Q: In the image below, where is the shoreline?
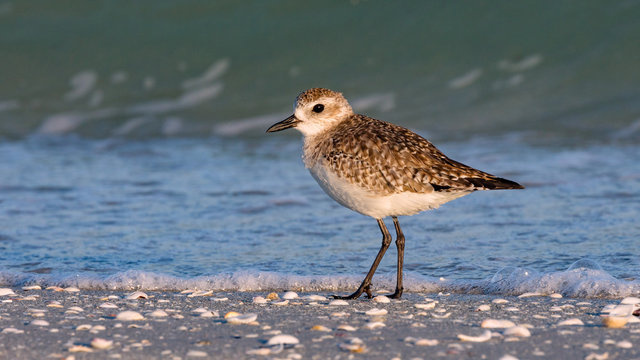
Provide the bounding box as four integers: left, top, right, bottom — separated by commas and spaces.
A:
0, 288, 638, 359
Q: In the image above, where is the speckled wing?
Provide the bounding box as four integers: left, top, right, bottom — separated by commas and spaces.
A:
316, 115, 523, 195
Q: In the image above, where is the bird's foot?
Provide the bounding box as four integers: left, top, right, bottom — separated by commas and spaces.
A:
383, 288, 403, 299
332, 284, 372, 300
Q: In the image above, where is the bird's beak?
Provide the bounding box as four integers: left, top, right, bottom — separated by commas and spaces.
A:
266, 114, 300, 133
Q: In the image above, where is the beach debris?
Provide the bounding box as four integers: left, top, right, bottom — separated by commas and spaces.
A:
0, 288, 15, 296
457, 330, 492, 342
481, 319, 516, 329
415, 302, 436, 310
126, 291, 148, 300
504, 326, 531, 337
337, 324, 357, 331
186, 350, 208, 357
252, 296, 268, 304
365, 308, 387, 316
148, 309, 168, 318
30, 319, 49, 326
115, 311, 144, 321
226, 313, 258, 325
22, 285, 42, 291
266, 292, 279, 300
364, 321, 386, 330
187, 290, 213, 297
601, 316, 628, 328
557, 318, 584, 326
267, 334, 299, 347
282, 291, 299, 300
373, 295, 391, 303
404, 337, 438, 346
90, 338, 113, 349
329, 299, 349, 306
339, 337, 366, 353
476, 304, 491, 312
492, 298, 509, 304
311, 325, 331, 332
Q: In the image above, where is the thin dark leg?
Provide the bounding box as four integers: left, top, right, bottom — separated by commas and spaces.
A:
388, 216, 405, 299
334, 219, 392, 300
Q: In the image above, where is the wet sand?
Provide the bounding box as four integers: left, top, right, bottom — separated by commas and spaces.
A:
0, 287, 638, 359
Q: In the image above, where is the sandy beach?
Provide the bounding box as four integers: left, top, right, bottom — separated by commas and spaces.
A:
0, 287, 638, 359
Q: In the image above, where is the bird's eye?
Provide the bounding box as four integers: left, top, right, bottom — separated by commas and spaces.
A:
312, 104, 324, 113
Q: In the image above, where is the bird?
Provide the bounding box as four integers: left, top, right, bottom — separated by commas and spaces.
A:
267, 88, 523, 300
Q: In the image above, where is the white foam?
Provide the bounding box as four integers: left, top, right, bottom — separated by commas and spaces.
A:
127, 83, 223, 115
64, 70, 98, 102
497, 54, 543, 72
181, 58, 230, 90
0, 100, 19, 112
38, 108, 118, 134
350, 92, 395, 112
213, 113, 289, 136
448, 68, 483, 89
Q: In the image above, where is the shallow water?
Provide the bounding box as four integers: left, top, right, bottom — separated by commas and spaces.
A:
0, 136, 638, 297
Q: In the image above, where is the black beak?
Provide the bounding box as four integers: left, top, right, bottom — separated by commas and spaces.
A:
266, 115, 300, 133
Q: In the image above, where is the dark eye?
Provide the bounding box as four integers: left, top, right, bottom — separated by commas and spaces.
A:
312, 104, 324, 113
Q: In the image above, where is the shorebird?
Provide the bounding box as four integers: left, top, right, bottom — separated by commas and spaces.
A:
267, 88, 523, 300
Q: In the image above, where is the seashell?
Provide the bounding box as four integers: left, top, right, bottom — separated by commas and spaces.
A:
557, 318, 584, 326
620, 297, 640, 305
46, 286, 64, 292
414, 302, 436, 310
126, 291, 148, 300
458, 330, 492, 342
583, 343, 599, 350
30, 319, 49, 326
197, 311, 216, 318
476, 304, 491, 311
224, 311, 240, 318
481, 319, 516, 329
432, 312, 451, 319
337, 324, 356, 331
226, 313, 258, 324
339, 338, 366, 353
187, 290, 213, 297
499, 355, 519, 360
373, 295, 390, 303
267, 334, 299, 346
282, 291, 299, 300
253, 296, 268, 304
90, 337, 113, 349
271, 300, 289, 306
492, 298, 508, 304
22, 285, 42, 291
404, 337, 438, 346
518, 292, 543, 298
329, 299, 349, 306
76, 324, 92, 331
68, 306, 84, 312
186, 350, 208, 357
68, 345, 93, 352
47, 301, 64, 308
246, 348, 272, 355
0, 288, 16, 296
311, 325, 331, 332
64, 287, 80, 292
616, 340, 632, 348
505, 307, 520, 312
606, 304, 634, 317
266, 292, 279, 300
2, 327, 24, 334
601, 316, 628, 328
365, 308, 387, 316
549, 293, 563, 298
115, 311, 144, 321
305, 294, 326, 301
99, 302, 118, 309
364, 321, 385, 330
149, 309, 168, 318
504, 326, 531, 337
213, 297, 228, 302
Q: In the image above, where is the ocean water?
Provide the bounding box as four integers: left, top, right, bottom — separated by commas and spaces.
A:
0, 1, 639, 298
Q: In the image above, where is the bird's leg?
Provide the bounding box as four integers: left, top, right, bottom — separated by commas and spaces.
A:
333, 219, 391, 300
387, 216, 405, 299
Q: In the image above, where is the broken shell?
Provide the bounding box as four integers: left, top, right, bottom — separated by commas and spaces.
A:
337, 324, 357, 331
126, 291, 148, 300
311, 325, 331, 332
404, 337, 438, 346
476, 304, 491, 311
557, 318, 584, 326
364, 321, 385, 330
373, 295, 391, 303
22, 285, 42, 291
271, 300, 289, 306
481, 319, 516, 329
339, 338, 366, 353
90, 338, 113, 349
115, 310, 144, 321
149, 309, 168, 318
253, 296, 268, 304
365, 308, 388, 316
305, 294, 326, 301
267, 334, 299, 346
266, 292, 279, 300
329, 299, 349, 306
187, 290, 213, 297
224, 311, 241, 319
549, 293, 563, 298
30, 319, 49, 326
282, 291, 299, 300
602, 316, 628, 328
458, 330, 492, 342
226, 313, 258, 324
492, 298, 509, 304
68, 345, 93, 353
503, 326, 531, 337
414, 302, 436, 310
64, 287, 80, 292
99, 302, 118, 309
0, 288, 16, 296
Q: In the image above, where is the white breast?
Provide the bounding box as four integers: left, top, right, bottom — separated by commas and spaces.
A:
308, 163, 469, 219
